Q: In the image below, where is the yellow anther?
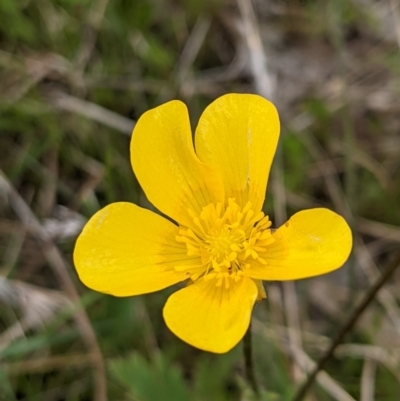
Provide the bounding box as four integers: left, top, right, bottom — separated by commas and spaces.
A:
244, 249, 252, 259
212, 259, 221, 271
230, 244, 241, 252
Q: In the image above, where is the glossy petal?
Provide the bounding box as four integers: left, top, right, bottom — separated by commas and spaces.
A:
247, 208, 352, 280
163, 277, 258, 353
195, 94, 280, 212
131, 100, 224, 228
74, 202, 194, 296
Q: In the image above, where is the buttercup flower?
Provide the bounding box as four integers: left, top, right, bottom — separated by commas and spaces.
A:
74, 94, 352, 353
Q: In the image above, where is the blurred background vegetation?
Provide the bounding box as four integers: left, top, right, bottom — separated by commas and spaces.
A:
1, 0, 400, 400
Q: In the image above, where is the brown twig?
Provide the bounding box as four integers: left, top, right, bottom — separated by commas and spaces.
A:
354, 239, 400, 335
291, 251, 400, 401
253, 320, 356, 401
0, 171, 107, 401
289, 344, 356, 401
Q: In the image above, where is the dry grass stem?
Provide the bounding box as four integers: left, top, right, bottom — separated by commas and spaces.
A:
5, 353, 97, 376
336, 344, 400, 382
178, 16, 212, 91
291, 347, 357, 401
0, 172, 107, 401
253, 320, 356, 401
389, 0, 400, 50
292, 252, 400, 401
357, 218, 400, 243
75, 0, 110, 70
0, 278, 70, 352
360, 359, 376, 401
355, 240, 400, 335
236, 0, 275, 100
50, 91, 134, 135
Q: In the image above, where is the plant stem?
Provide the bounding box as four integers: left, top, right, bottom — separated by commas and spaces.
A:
243, 321, 259, 396
292, 251, 400, 401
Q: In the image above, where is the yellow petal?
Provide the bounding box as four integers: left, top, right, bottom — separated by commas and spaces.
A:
247, 208, 352, 280
74, 202, 193, 296
131, 100, 224, 228
195, 94, 280, 212
163, 277, 257, 353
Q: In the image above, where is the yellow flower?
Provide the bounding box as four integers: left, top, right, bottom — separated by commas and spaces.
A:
74, 94, 352, 353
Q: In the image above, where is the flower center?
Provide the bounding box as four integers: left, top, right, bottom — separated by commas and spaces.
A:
175, 198, 275, 287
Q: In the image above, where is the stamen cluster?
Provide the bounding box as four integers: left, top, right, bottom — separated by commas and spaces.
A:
176, 199, 275, 288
